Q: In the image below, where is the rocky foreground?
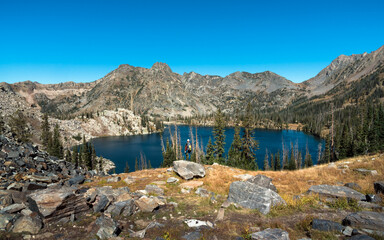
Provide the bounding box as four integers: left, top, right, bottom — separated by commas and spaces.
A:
1, 135, 384, 239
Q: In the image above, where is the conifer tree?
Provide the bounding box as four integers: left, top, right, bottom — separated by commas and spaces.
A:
288, 149, 296, 170
213, 109, 226, 164
263, 149, 270, 170
9, 110, 31, 142
227, 125, 241, 167
124, 161, 130, 173
297, 151, 302, 169
204, 137, 215, 165
270, 152, 275, 170
40, 113, 51, 148
65, 149, 71, 162
135, 158, 139, 171
274, 151, 281, 170
71, 146, 79, 167
50, 124, 63, 158
239, 103, 258, 170
162, 140, 176, 167
304, 150, 313, 168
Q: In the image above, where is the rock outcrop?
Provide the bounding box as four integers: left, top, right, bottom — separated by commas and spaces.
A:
307, 185, 366, 201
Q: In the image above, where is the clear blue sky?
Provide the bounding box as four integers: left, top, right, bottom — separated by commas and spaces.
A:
1, 0, 383, 84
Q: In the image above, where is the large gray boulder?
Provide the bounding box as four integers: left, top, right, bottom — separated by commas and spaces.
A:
342, 211, 384, 232
251, 228, 290, 240
106, 199, 135, 217
28, 187, 88, 223
227, 181, 286, 214
247, 174, 277, 192
173, 160, 205, 180
307, 185, 365, 201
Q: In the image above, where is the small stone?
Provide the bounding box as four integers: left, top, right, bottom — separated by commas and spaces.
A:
135, 196, 159, 212
184, 219, 213, 228
311, 219, 344, 232
343, 226, 353, 236
250, 228, 290, 240
107, 176, 121, 183
216, 208, 225, 221
167, 177, 179, 183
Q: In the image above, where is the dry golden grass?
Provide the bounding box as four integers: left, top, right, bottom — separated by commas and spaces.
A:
87, 153, 384, 203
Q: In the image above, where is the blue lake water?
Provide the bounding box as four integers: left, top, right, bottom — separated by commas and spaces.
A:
91, 125, 324, 173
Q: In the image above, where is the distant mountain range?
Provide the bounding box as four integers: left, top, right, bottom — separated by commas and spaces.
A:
1, 45, 383, 118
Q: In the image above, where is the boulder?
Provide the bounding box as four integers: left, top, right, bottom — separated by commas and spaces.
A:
247, 175, 277, 192
195, 188, 210, 197
145, 184, 164, 195
227, 181, 286, 214
124, 176, 136, 185
12, 215, 42, 234
28, 187, 88, 223
1, 203, 25, 213
67, 175, 85, 186
307, 185, 365, 201
342, 211, 384, 232
107, 176, 121, 183
135, 196, 159, 212
95, 216, 120, 239
250, 228, 290, 240
173, 160, 205, 180
311, 219, 344, 232
374, 181, 384, 194
94, 195, 111, 213
354, 168, 378, 176
106, 200, 135, 217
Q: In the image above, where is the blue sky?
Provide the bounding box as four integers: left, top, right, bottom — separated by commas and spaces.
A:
0, 0, 383, 84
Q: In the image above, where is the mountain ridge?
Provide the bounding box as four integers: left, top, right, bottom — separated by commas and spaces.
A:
1, 45, 383, 118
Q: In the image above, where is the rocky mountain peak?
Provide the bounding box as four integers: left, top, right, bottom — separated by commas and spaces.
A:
150, 62, 172, 73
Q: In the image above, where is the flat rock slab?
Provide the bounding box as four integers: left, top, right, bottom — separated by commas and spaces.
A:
251, 228, 290, 240
145, 184, 164, 195
311, 219, 344, 232
179, 181, 204, 189
354, 168, 378, 176
307, 185, 366, 201
247, 174, 277, 192
227, 181, 286, 215
167, 177, 179, 183
173, 160, 205, 180
12, 215, 42, 234
342, 211, 384, 231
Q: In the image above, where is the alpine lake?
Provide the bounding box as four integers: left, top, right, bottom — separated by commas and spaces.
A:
91, 125, 324, 173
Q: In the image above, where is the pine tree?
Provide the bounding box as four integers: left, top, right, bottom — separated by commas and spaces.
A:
40, 113, 51, 148
304, 151, 313, 168
9, 110, 31, 142
213, 109, 226, 164
274, 151, 281, 170
91, 144, 97, 170
204, 137, 215, 165
239, 103, 258, 170
135, 158, 139, 171
227, 126, 242, 167
71, 146, 79, 167
263, 149, 270, 170
162, 140, 176, 167
270, 152, 275, 170
288, 149, 296, 170
322, 134, 331, 164
124, 161, 130, 173
50, 124, 63, 158
297, 151, 302, 169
